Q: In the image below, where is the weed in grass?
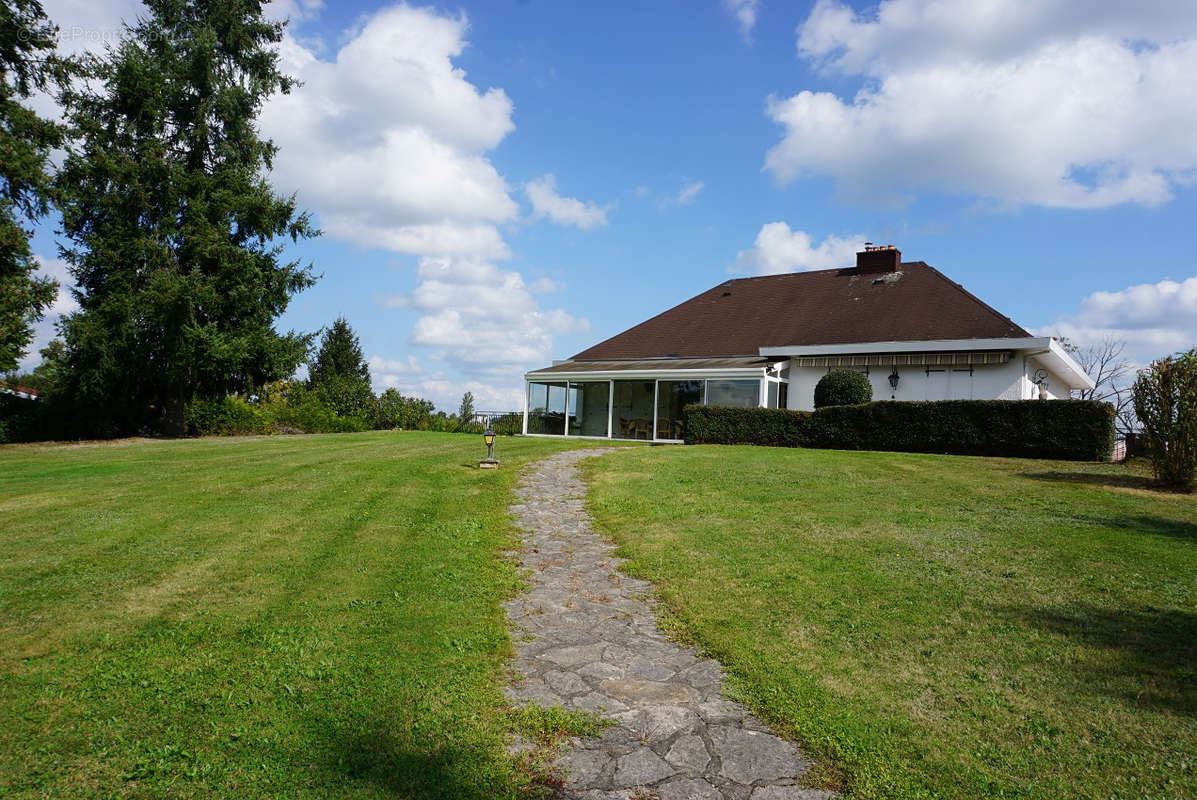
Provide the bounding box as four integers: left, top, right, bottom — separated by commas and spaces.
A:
507, 703, 611, 745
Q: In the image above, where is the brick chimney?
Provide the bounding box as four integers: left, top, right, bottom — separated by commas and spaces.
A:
856, 244, 901, 273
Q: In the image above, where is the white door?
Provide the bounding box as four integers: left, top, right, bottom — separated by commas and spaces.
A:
926, 369, 949, 400
949, 369, 974, 399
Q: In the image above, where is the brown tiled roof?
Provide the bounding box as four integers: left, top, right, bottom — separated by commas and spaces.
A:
529, 357, 769, 375
571, 262, 1030, 360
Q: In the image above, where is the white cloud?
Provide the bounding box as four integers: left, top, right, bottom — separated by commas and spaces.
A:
1041, 276, 1197, 366
261, 6, 518, 259
529, 277, 562, 294
254, 5, 589, 399
405, 256, 588, 367
36, 256, 78, 317
766, 0, 1197, 208
676, 181, 704, 205
647, 179, 705, 210
367, 354, 524, 412
268, 0, 324, 23
525, 174, 609, 230
31, 1, 584, 402
16, 256, 78, 371
41, 0, 143, 55
734, 223, 863, 275
724, 0, 760, 42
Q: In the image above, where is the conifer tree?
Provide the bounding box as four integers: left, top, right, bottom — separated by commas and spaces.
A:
55, 0, 317, 435
308, 317, 370, 386
0, 0, 68, 372
308, 316, 373, 421
458, 391, 475, 422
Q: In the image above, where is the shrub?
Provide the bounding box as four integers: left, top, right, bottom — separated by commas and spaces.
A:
490, 412, 523, 436
374, 389, 435, 430
420, 412, 484, 434
184, 385, 370, 436
312, 376, 376, 423
814, 369, 873, 408
684, 400, 1115, 461
1132, 349, 1197, 491
268, 392, 369, 434
185, 396, 266, 436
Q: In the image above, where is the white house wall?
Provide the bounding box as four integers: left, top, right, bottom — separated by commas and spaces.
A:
785, 359, 1029, 411
1025, 356, 1072, 400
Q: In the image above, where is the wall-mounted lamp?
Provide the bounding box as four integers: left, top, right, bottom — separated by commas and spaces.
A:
888, 369, 900, 390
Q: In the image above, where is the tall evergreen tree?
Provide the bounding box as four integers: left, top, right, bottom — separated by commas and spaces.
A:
307, 316, 373, 421
308, 316, 369, 385
55, 0, 317, 435
0, 0, 68, 372
458, 391, 474, 422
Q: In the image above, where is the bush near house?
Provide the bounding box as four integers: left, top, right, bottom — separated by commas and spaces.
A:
684, 399, 1116, 461
814, 368, 873, 408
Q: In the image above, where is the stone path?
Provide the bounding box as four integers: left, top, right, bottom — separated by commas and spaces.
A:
504, 449, 831, 800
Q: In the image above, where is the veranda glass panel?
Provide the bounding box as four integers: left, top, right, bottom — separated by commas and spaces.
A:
612, 380, 655, 439
705, 379, 760, 408
527, 381, 567, 434
657, 380, 704, 440
767, 381, 779, 409
568, 382, 611, 437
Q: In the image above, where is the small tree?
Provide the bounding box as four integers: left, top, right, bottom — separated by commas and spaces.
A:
1132, 349, 1197, 492
1060, 335, 1136, 434
458, 391, 475, 423
814, 369, 872, 408
307, 317, 373, 420
309, 317, 369, 385
375, 389, 435, 429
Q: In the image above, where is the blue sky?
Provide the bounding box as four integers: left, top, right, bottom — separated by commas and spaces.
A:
26, 0, 1197, 410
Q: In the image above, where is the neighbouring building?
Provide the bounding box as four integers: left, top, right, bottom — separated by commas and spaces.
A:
522, 246, 1093, 441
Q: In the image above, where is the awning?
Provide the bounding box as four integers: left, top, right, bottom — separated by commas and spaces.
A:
792, 351, 1011, 368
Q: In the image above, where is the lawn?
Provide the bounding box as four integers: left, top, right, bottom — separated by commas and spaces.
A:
583, 446, 1196, 800
0, 431, 615, 799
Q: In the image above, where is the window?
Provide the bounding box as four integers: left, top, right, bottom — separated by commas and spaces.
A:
612, 380, 655, 439
527, 381, 567, 434
705, 379, 759, 408
657, 380, 704, 440
567, 382, 610, 436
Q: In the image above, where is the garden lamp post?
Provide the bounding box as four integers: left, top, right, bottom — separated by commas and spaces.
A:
480, 427, 499, 469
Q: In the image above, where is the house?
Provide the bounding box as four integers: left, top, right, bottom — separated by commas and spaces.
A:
0, 383, 40, 401
522, 246, 1094, 441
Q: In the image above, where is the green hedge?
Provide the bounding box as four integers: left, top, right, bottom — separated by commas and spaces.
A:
684, 400, 1116, 461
